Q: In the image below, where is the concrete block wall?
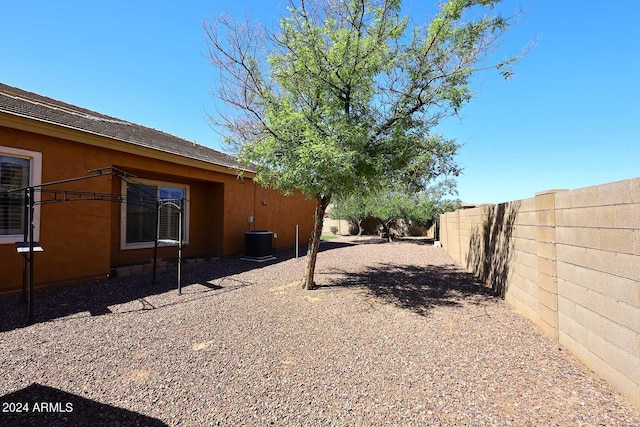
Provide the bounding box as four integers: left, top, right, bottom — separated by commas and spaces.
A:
554, 179, 640, 405
439, 177, 640, 408
535, 191, 561, 341
321, 216, 351, 236
507, 197, 539, 323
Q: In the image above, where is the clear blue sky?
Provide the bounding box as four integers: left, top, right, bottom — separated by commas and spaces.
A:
1, 1, 638, 204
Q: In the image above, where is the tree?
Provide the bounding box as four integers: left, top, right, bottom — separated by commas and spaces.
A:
329, 194, 371, 236
331, 179, 461, 242
205, 0, 523, 289
371, 190, 435, 242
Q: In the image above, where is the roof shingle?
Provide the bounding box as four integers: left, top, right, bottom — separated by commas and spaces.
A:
0, 82, 246, 172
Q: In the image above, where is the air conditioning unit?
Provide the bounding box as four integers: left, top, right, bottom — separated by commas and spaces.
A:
243, 231, 275, 262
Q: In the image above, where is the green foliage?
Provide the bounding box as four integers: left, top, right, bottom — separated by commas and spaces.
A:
332, 179, 460, 234
206, 0, 522, 200
329, 192, 373, 222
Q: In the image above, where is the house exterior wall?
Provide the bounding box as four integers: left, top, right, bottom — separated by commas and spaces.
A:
439, 178, 640, 408
0, 125, 315, 294
1, 126, 113, 291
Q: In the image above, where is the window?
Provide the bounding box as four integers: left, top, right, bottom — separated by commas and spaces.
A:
0, 147, 42, 244
121, 179, 189, 249
158, 186, 185, 241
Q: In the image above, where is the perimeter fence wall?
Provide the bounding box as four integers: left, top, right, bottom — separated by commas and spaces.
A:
439, 178, 640, 407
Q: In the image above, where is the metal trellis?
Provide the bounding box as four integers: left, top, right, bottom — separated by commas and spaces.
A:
7, 166, 186, 324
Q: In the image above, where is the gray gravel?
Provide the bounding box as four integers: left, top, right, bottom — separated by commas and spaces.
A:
1, 236, 639, 426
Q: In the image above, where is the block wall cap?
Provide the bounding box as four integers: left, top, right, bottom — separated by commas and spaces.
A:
536, 189, 569, 196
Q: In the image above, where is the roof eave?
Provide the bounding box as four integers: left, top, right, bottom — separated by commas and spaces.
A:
0, 110, 256, 178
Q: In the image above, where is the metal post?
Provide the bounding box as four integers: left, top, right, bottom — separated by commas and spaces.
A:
295, 225, 299, 259
177, 198, 183, 295
21, 188, 28, 303
27, 187, 35, 324
152, 199, 159, 285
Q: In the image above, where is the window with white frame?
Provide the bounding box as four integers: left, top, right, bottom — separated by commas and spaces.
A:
0, 147, 42, 244
121, 179, 189, 249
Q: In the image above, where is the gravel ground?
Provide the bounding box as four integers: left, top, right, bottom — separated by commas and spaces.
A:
1, 236, 638, 426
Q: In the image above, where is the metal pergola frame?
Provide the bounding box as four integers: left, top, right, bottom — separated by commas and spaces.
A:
7, 166, 185, 324
152, 198, 184, 294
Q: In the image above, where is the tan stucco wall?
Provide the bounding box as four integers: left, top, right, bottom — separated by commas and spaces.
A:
0, 125, 315, 293
439, 178, 640, 408
1, 126, 113, 290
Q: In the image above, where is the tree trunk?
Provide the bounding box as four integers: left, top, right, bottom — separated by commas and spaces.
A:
376, 218, 393, 243
301, 194, 331, 290
357, 219, 363, 236
385, 221, 393, 243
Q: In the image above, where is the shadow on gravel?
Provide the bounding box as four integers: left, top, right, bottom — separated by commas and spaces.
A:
0, 383, 167, 426
394, 237, 435, 245
335, 236, 435, 246
0, 241, 353, 332
322, 263, 498, 316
